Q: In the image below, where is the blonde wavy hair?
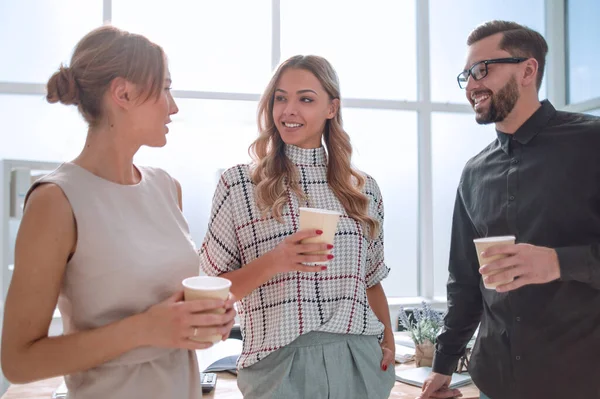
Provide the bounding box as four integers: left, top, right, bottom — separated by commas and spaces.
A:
249, 55, 379, 239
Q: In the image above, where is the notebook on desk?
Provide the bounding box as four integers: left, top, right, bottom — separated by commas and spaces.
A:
394, 343, 415, 363
395, 367, 472, 389
202, 354, 239, 376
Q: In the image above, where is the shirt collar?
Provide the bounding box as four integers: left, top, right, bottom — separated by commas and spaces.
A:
496, 100, 556, 154
284, 144, 327, 166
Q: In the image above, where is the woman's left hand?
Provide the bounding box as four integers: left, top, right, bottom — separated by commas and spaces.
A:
380, 334, 395, 371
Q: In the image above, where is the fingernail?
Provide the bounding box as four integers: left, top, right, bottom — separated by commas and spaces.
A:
327, 254, 334, 259
382, 364, 387, 371
320, 266, 327, 271
316, 229, 323, 235
327, 244, 334, 249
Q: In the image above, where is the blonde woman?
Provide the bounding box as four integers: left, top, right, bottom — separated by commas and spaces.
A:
1, 26, 236, 398
199, 55, 395, 398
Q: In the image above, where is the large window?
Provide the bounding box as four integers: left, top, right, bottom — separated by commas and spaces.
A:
0, 94, 86, 161
1, 0, 581, 305
3, 3, 599, 397
345, 109, 419, 296
431, 113, 496, 296
111, 1, 273, 93
134, 99, 257, 241
279, 0, 418, 296
566, 0, 600, 104
281, 0, 416, 101
0, 0, 103, 83
428, 0, 546, 297
429, 0, 546, 104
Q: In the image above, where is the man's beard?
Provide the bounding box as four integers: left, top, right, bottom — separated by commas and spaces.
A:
474, 76, 519, 125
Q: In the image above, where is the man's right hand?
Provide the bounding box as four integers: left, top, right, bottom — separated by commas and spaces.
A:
417, 372, 462, 398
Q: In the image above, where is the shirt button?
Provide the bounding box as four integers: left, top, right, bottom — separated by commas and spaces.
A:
511, 159, 519, 164
516, 317, 521, 322
516, 355, 521, 361
509, 195, 515, 201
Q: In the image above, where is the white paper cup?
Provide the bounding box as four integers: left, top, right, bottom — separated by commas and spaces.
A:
182, 276, 231, 343
299, 207, 341, 265
473, 236, 516, 289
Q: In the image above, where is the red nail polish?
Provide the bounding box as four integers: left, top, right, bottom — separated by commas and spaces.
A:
321, 266, 327, 271
327, 254, 334, 259
327, 244, 334, 249
316, 229, 323, 235
382, 364, 387, 371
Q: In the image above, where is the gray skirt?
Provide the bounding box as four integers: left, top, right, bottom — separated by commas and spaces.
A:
237, 332, 395, 399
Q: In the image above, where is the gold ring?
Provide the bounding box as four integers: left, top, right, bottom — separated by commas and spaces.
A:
193, 327, 198, 337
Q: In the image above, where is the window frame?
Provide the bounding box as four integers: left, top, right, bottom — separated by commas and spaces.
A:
1, 0, 597, 307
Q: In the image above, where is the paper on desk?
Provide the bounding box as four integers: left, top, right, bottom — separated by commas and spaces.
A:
395, 344, 415, 363
394, 331, 416, 348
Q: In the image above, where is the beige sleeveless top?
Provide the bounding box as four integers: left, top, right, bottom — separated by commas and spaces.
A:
30, 163, 202, 398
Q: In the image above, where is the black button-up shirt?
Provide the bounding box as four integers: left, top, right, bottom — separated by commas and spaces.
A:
433, 101, 600, 399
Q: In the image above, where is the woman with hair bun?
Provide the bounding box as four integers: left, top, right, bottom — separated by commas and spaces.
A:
199, 55, 396, 398
1, 25, 235, 398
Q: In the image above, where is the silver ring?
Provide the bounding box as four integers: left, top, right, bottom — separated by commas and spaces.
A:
193, 327, 198, 337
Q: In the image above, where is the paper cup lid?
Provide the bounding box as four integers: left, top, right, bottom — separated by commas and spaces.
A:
182, 276, 231, 290
299, 207, 342, 215
473, 235, 516, 243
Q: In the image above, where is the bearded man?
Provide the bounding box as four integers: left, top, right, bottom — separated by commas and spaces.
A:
419, 20, 600, 399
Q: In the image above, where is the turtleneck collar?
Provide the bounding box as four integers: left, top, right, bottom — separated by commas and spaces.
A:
284, 144, 327, 166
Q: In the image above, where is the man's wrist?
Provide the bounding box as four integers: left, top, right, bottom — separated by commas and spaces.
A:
551, 248, 561, 280
432, 350, 460, 376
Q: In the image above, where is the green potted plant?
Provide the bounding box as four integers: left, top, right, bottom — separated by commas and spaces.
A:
398, 302, 445, 367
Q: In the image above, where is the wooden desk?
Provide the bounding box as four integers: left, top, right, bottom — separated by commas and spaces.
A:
1, 365, 479, 399
201, 364, 480, 399
1, 340, 479, 398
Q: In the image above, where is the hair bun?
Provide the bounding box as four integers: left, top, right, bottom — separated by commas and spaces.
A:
46, 65, 80, 105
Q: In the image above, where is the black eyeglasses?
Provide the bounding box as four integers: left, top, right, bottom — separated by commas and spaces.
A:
457, 57, 528, 89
